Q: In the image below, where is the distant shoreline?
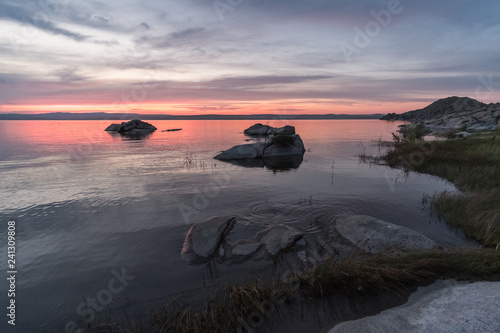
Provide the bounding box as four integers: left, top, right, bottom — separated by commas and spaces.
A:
0, 112, 384, 121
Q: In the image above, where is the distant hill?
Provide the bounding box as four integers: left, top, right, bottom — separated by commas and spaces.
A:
0, 112, 384, 120
381, 96, 500, 133
381, 97, 488, 121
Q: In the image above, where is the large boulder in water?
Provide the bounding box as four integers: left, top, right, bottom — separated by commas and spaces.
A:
104, 123, 122, 131
105, 119, 157, 136
181, 216, 236, 264
262, 134, 305, 158
275, 125, 296, 135
214, 134, 305, 161
244, 123, 296, 136
244, 124, 273, 136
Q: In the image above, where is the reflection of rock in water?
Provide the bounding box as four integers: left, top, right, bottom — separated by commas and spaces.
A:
120, 132, 153, 140
263, 155, 303, 170
218, 155, 304, 171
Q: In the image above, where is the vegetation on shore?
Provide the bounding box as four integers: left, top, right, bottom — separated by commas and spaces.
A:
80, 249, 500, 333
383, 128, 500, 247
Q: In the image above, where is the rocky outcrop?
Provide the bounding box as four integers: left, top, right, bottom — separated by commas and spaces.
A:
334, 215, 438, 255
381, 97, 500, 134
214, 134, 305, 160
244, 124, 296, 136
105, 119, 157, 136
328, 280, 500, 333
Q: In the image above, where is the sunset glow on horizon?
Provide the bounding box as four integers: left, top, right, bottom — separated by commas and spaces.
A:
4, 100, 426, 115
1, 1, 499, 115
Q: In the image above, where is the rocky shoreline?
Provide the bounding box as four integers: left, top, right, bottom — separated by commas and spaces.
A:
381, 96, 500, 135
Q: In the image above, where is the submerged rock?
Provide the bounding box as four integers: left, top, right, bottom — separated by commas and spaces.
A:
260, 225, 303, 255
105, 119, 157, 136
328, 280, 500, 333
162, 128, 182, 132
333, 215, 438, 255
226, 225, 303, 261
181, 216, 236, 264
180, 214, 439, 266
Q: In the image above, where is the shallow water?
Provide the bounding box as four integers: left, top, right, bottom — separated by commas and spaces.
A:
0, 119, 474, 332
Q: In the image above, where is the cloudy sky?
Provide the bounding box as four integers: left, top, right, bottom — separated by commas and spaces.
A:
1, 0, 499, 114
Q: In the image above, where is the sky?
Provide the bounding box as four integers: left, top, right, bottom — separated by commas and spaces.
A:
0, 0, 499, 115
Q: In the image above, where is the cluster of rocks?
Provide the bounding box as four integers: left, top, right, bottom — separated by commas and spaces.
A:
181, 215, 438, 266
214, 124, 306, 168
105, 119, 157, 136
381, 96, 500, 134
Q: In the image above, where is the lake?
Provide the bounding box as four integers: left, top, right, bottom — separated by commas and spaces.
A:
0, 119, 474, 332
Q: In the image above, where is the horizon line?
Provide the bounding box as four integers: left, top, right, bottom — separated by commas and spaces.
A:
0, 112, 387, 121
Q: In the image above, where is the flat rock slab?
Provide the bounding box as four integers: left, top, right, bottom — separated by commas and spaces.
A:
334, 215, 438, 255
181, 216, 236, 264
260, 225, 303, 255
328, 280, 500, 333
228, 225, 303, 260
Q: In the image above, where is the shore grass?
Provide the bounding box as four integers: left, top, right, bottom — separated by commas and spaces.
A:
383, 129, 500, 247
84, 249, 500, 333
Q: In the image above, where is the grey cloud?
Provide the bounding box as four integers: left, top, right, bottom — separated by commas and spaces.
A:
170, 27, 205, 39
0, 2, 88, 41
206, 75, 333, 88
52, 67, 87, 82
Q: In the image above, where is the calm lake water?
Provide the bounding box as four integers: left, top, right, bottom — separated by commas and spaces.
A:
0, 119, 473, 332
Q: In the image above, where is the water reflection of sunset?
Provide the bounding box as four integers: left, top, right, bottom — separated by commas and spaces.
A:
0, 120, 403, 156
